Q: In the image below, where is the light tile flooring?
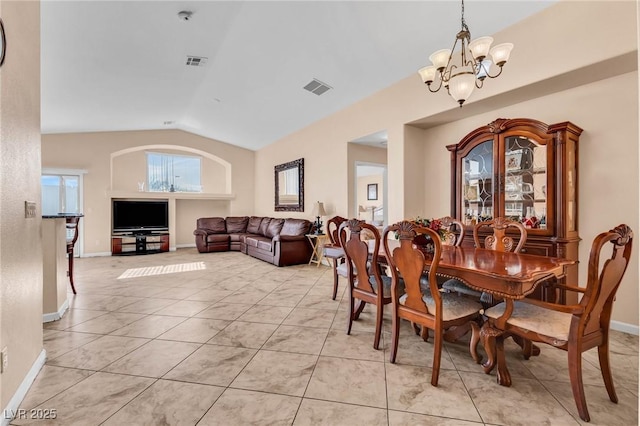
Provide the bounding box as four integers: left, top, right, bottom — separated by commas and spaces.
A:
15, 249, 638, 425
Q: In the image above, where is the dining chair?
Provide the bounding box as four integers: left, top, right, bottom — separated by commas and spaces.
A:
443, 217, 527, 301
383, 221, 483, 386
66, 216, 81, 294
438, 216, 466, 247
415, 216, 466, 340
484, 224, 633, 422
323, 215, 347, 300
339, 219, 392, 350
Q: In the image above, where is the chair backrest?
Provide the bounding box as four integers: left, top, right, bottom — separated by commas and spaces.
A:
473, 217, 527, 252
327, 216, 347, 246
339, 219, 381, 296
66, 216, 81, 246
577, 224, 633, 336
383, 221, 443, 316
438, 216, 466, 246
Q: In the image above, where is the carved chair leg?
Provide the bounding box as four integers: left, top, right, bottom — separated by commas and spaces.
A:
389, 313, 400, 363
346, 292, 355, 335
568, 345, 590, 422
68, 251, 77, 294
373, 304, 384, 350
420, 325, 430, 342
431, 326, 443, 387
411, 322, 421, 336
353, 300, 366, 320
511, 335, 540, 358
331, 259, 339, 300
598, 340, 618, 403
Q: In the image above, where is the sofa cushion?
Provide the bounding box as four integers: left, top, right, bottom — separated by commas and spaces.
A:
197, 217, 226, 233
266, 218, 285, 238
226, 216, 249, 233
229, 233, 249, 243
281, 219, 311, 236
259, 218, 271, 236
247, 216, 263, 234
245, 236, 259, 248
257, 240, 273, 251
245, 235, 272, 250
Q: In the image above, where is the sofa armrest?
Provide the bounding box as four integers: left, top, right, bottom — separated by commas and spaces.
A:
273, 235, 313, 266
272, 234, 306, 242
194, 229, 213, 237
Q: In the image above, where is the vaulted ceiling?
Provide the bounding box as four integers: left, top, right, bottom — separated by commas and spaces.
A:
41, 1, 555, 151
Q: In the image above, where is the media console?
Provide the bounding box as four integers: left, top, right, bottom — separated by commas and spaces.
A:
111, 233, 170, 256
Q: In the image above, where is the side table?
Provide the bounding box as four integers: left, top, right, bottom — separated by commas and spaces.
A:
306, 233, 329, 267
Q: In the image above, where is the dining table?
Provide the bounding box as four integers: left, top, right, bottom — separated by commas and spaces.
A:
371, 239, 576, 386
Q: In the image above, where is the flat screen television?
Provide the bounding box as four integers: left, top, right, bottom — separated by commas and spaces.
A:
112, 200, 169, 234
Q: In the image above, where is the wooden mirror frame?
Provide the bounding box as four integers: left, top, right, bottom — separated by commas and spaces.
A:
0, 19, 5, 67
275, 158, 304, 212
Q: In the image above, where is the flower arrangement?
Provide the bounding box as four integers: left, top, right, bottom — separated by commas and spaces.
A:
395, 217, 452, 241
410, 217, 451, 240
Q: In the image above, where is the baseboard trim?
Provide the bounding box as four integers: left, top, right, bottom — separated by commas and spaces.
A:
82, 251, 112, 258
42, 298, 69, 323
2, 349, 46, 426
611, 320, 639, 336
175, 243, 196, 249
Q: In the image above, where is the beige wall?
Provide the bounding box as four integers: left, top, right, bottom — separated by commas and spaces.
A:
41, 130, 255, 254
0, 0, 43, 410
419, 72, 639, 326
255, 1, 638, 327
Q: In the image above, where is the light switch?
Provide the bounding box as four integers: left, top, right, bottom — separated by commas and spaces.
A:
25, 201, 36, 218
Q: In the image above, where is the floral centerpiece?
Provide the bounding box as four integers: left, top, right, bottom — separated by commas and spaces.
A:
395, 217, 454, 253
410, 217, 451, 240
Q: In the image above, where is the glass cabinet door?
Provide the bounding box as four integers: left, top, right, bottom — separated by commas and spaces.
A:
503, 136, 549, 230
461, 140, 494, 224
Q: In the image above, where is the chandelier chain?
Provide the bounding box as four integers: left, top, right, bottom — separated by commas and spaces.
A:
461, 0, 467, 32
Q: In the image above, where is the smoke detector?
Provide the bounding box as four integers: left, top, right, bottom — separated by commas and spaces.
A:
177, 11, 193, 21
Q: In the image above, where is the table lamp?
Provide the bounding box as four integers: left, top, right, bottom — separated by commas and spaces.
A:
312, 201, 326, 234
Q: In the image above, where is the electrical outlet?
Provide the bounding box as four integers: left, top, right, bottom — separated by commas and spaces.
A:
1, 347, 7, 373
25, 201, 37, 219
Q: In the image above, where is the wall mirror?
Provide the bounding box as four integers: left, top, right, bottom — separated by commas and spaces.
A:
275, 158, 304, 211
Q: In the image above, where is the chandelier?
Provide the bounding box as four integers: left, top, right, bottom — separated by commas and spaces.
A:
418, 0, 514, 107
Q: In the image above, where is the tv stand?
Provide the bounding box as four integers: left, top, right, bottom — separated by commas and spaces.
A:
111, 232, 169, 256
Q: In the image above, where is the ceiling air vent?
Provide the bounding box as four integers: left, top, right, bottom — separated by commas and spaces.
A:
186, 56, 208, 67
303, 78, 332, 96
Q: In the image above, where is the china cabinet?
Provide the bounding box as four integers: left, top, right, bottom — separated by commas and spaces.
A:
447, 118, 582, 302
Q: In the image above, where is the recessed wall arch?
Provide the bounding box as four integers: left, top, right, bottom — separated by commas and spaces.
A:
110, 144, 232, 193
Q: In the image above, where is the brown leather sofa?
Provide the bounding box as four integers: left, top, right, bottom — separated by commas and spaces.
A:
194, 216, 313, 267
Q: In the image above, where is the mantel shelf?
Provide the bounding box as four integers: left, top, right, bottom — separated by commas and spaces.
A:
108, 191, 235, 201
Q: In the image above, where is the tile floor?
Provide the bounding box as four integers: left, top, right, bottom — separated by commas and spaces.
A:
13, 249, 639, 425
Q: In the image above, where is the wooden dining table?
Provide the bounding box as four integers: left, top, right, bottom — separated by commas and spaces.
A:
372, 240, 576, 386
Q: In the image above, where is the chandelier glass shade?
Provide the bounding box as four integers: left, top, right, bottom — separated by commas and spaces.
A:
418, 0, 514, 106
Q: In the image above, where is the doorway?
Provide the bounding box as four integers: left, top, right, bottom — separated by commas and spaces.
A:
355, 163, 387, 228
